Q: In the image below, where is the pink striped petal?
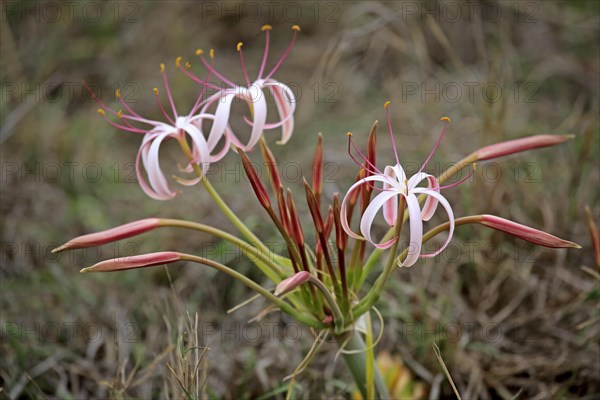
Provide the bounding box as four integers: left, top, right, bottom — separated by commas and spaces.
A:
399, 193, 423, 267
383, 166, 399, 225
420, 176, 440, 221
340, 174, 399, 240
412, 188, 455, 258
360, 190, 399, 249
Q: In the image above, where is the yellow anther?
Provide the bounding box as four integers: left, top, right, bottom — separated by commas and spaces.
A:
160, 63, 165, 73
209, 49, 214, 59
175, 56, 182, 67
195, 48, 204, 56
384, 100, 391, 109
292, 25, 300, 32
472, 162, 477, 171
185, 61, 191, 68
152, 88, 159, 95
261, 24, 272, 31
97, 108, 105, 115
115, 88, 120, 98
237, 42, 243, 52
346, 132, 353, 137
440, 116, 451, 122
117, 109, 123, 118
359, 169, 366, 178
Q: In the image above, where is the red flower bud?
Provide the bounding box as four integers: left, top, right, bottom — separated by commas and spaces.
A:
480, 215, 580, 249
274, 271, 310, 296
80, 251, 182, 273
238, 147, 271, 210
474, 134, 573, 161
52, 218, 162, 253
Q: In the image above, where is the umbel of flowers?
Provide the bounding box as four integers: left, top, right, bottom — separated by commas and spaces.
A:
57, 26, 579, 399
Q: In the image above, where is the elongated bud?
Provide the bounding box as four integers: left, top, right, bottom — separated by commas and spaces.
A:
80, 251, 182, 273
259, 138, 282, 192
277, 186, 291, 235
238, 147, 271, 209
304, 178, 324, 234
366, 121, 378, 176
474, 134, 574, 161
316, 207, 334, 256
287, 189, 305, 247
333, 193, 347, 250
274, 271, 310, 296
346, 170, 364, 225
480, 215, 581, 249
312, 133, 324, 203
53, 218, 162, 253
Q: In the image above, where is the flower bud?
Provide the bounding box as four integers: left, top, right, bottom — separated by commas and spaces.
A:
304, 178, 324, 234
238, 147, 272, 210
259, 139, 282, 192
80, 252, 182, 273
480, 215, 580, 249
52, 218, 162, 253
474, 134, 574, 161
274, 271, 310, 296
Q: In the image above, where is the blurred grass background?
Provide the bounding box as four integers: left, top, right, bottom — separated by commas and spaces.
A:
1, 1, 599, 398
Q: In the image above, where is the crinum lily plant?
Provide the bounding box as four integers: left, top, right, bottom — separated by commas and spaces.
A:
55, 25, 579, 398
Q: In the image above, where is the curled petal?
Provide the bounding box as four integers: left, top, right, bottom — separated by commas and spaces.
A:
340, 174, 399, 240
412, 188, 455, 258
179, 119, 211, 174
383, 166, 400, 226
360, 190, 399, 249
203, 86, 267, 151
399, 193, 423, 267
265, 80, 296, 144
147, 132, 177, 197
420, 176, 440, 221
136, 132, 177, 200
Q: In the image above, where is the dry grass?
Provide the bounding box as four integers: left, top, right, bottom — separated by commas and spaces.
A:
1, 1, 599, 398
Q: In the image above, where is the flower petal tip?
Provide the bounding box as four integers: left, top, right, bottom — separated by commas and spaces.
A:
51, 245, 66, 254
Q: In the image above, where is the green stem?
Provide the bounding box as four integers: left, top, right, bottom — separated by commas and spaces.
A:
336, 330, 389, 399
354, 198, 405, 319
180, 254, 322, 329
308, 276, 344, 334
177, 137, 271, 257
158, 219, 284, 281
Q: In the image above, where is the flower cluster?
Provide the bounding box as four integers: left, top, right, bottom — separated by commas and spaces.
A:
55, 27, 581, 398
90, 25, 299, 200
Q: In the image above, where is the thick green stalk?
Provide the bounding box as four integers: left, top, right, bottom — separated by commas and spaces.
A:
336, 330, 389, 399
